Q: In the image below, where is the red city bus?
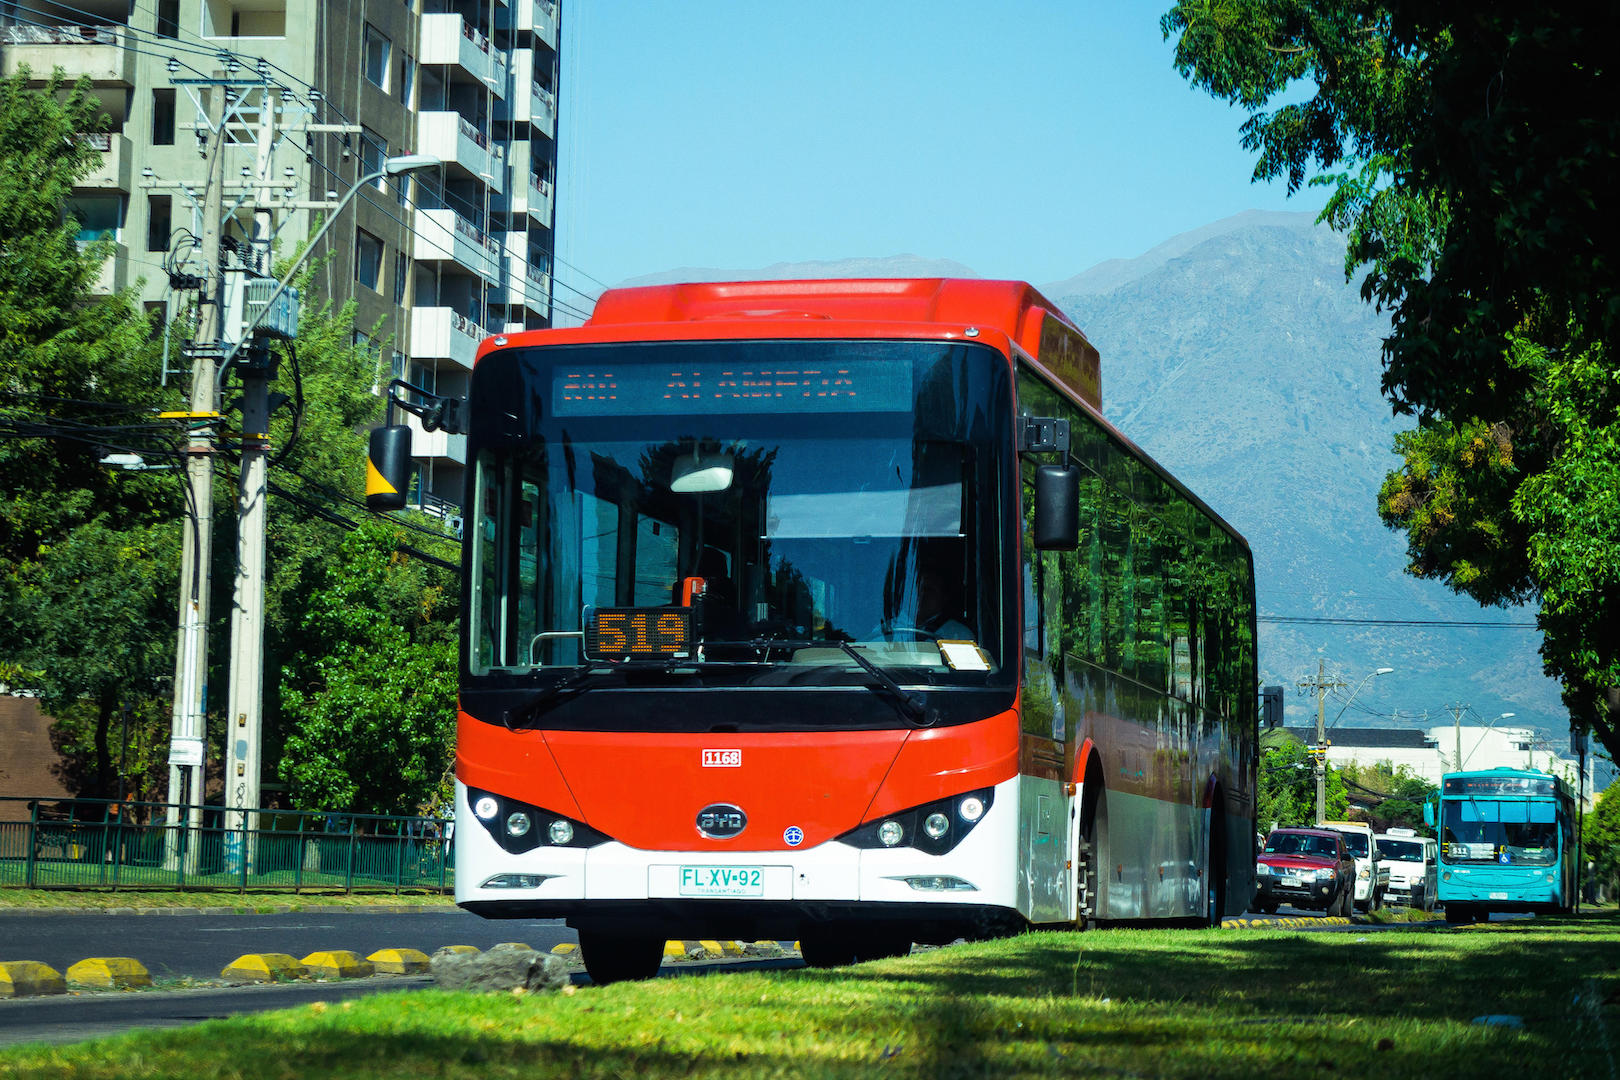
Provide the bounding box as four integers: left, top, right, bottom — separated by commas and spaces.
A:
368, 278, 1258, 983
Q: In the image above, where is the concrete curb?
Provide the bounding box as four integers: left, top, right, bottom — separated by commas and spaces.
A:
66, 957, 152, 989
0, 960, 66, 997
300, 951, 375, 980
369, 948, 433, 974
1222, 916, 1353, 929
222, 953, 307, 983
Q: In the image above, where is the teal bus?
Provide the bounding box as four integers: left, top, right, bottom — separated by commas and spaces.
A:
1428, 768, 1576, 924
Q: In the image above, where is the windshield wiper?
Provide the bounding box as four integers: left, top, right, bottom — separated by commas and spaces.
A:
503, 659, 700, 728
691, 637, 933, 727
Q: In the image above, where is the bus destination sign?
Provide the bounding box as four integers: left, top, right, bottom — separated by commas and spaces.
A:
584, 606, 691, 661
1443, 775, 1557, 796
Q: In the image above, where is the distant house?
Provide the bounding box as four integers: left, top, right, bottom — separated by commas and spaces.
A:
0, 696, 74, 821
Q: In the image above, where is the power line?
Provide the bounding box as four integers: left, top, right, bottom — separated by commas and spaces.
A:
1260, 614, 1538, 629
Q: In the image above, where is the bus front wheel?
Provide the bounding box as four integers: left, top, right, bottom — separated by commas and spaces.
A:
579, 931, 664, 984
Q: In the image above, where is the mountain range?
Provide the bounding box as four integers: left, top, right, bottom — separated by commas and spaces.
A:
618, 212, 1569, 745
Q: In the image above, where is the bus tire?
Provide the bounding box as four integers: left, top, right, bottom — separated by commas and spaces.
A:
1077, 793, 1106, 929
799, 931, 858, 968
1445, 905, 1472, 925
578, 931, 664, 985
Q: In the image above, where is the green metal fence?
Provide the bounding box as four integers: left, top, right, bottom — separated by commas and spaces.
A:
0, 797, 453, 893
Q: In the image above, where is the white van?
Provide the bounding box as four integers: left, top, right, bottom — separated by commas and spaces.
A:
1375, 828, 1438, 912
1322, 820, 1389, 911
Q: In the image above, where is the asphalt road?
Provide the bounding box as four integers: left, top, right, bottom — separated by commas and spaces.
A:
0, 908, 576, 982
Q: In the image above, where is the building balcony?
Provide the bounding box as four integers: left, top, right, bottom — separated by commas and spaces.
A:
413, 208, 501, 284
408, 306, 489, 373
419, 13, 507, 99
78, 240, 129, 295
1, 25, 137, 88
416, 112, 504, 193
75, 132, 133, 192
529, 81, 556, 139
527, 173, 554, 227
492, 242, 552, 318
402, 408, 468, 466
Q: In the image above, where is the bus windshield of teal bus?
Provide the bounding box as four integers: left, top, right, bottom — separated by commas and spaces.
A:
464, 340, 1014, 687
1441, 798, 1559, 865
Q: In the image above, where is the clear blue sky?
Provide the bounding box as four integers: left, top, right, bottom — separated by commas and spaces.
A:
551, 0, 1326, 321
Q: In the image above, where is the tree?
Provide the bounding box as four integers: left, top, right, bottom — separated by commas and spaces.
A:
1162, 3, 1620, 758
1339, 759, 1436, 834
1583, 785, 1620, 902
1258, 732, 1347, 829
277, 520, 457, 815
0, 71, 181, 800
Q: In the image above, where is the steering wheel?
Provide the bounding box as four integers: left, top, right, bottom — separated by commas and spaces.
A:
880, 624, 938, 641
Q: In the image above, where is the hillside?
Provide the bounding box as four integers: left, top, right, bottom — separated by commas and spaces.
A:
1051, 212, 1563, 733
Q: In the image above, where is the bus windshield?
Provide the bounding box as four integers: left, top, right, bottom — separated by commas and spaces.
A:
1441, 798, 1559, 866
465, 339, 1013, 689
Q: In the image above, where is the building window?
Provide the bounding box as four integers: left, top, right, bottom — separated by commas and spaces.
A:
394, 252, 409, 306
399, 54, 416, 106
360, 127, 387, 189
66, 196, 122, 245
355, 228, 384, 291
147, 195, 172, 253
156, 0, 180, 38
152, 89, 176, 146
364, 25, 391, 91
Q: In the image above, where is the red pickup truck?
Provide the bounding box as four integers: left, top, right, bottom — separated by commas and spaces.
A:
1253, 827, 1355, 916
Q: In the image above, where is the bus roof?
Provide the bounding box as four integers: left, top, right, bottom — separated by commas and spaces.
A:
500, 278, 1102, 410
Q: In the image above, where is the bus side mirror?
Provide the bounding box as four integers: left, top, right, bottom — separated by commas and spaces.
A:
1033, 464, 1080, 549
1423, 798, 1436, 828
366, 425, 412, 512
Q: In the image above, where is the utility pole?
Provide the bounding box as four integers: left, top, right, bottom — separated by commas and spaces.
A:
224, 83, 279, 861
1447, 702, 1471, 771
1298, 660, 1347, 826
165, 82, 227, 855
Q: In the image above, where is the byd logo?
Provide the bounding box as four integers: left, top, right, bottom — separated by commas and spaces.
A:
696, 804, 747, 839
702, 749, 742, 768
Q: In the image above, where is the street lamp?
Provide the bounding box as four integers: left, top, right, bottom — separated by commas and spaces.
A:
1315, 666, 1393, 825
221, 153, 440, 369
1455, 711, 1515, 771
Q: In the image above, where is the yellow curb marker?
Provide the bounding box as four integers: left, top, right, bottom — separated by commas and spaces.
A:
66, 957, 152, 990
367, 948, 432, 974
301, 951, 375, 980
550, 943, 578, 955
0, 961, 66, 998
436, 945, 480, 956
222, 953, 307, 983
663, 940, 687, 958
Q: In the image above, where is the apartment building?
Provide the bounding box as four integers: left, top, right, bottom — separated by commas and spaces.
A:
0, 0, 561, 514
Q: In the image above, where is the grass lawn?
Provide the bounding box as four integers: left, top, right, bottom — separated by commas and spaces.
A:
2, 913, 1616, 1078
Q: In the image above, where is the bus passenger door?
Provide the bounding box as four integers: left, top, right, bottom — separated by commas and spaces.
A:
1019, 522, 1069, 924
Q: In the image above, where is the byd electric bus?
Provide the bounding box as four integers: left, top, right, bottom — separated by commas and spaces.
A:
368, 278, 1259, 983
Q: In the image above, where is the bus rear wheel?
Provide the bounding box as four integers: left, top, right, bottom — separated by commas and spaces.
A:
579, 931, 664, 984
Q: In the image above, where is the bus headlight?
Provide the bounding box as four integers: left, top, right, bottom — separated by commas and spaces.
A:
838, 788, 995, 855
464, 786, 611, 854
